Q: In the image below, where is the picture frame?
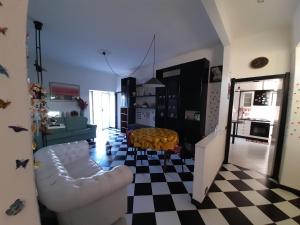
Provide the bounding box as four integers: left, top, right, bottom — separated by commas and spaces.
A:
49, 82, 80, 101
210, 65, 223, 83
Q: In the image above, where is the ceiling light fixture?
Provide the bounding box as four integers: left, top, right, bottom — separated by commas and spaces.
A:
99, 36, 157, 78
99, 50, 122, 77
143, 34, 165, 88
257, 0, 264, 3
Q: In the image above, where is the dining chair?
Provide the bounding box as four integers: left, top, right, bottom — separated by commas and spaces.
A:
126, 130, 147, 164
135, 147, 147, 164
164, 145, 185, 172
125, 130, 136, 160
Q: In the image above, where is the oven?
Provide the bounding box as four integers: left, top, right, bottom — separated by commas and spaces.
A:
250, 121, 270, 138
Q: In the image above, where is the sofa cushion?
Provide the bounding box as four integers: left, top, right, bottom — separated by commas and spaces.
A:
50, 141, 90, 166
47, 128, 92, 141
47, 131, 73, 140
65, 158, 101, 179
47, 127, 67, 134
65, 116, 87, 130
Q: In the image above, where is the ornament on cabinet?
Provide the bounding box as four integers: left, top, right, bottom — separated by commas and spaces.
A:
8, 126, 28, 132
5, 199, 25, 216
16, 159, 30, 169
0, 99, 11, 109
0, 64, 9, 77
250, 57, 269, 69
34, 160, 41, 169
0, 26, 8, 35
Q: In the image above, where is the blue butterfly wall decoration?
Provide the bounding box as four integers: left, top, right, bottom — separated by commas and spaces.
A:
0, 26, 8, 35
16, 159, 30, 169
0, 64, 9, 77
8, 126, 28, 132
5, 199, 25, 216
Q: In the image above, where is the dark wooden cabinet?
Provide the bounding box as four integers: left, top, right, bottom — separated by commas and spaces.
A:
120, 77, 136, 133
156, 58, 209, 147
121, 107, 128, 133
120, 107, 135, 133
253, 90, 271, 106
121, 77, 136, 108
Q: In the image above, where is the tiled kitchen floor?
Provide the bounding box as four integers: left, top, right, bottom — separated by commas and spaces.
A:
90, 129, 300, 225
228, 137, 274, 175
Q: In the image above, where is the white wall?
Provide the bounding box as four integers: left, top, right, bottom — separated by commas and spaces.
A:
194, 1, 298, 205
229, 28, 291, 78
279, 3, 300, 190
202, 0, 300, 192
0, 0, 40, 224
27, 58, 119, 122
227, 28, 300, 189
193, 130, 226, 203
224, 28, 300, 189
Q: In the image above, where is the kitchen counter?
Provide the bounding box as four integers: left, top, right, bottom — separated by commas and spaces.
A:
238, 118, 270, 122
231, 118, 273, 144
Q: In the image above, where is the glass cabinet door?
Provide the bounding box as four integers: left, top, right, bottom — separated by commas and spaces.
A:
243, 92, 253, 107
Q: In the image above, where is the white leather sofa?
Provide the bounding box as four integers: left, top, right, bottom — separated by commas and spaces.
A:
34, 141, 133, 225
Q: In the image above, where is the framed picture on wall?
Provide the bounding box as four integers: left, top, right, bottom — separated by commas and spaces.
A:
49, 82, 80, 101
210, 65, 223, 83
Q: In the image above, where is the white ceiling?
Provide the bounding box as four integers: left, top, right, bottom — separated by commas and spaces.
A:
27, 0, 220, 76
216, 0, 299, 39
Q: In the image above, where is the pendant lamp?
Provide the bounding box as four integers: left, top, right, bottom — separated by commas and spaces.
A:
143, 35, 165, 88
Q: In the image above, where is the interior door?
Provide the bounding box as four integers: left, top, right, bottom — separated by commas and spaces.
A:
101, 92, 110, 130
267, 79, 283, 175
116, 92, 122, 129
90, 90, 103, 131
225, 75, 290, 180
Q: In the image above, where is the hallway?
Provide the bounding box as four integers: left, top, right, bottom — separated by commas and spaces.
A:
228, 138, 274, 175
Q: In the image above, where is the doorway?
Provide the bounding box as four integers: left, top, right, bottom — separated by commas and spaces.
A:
89, 90, 115, 131
116, 92, 123, 130
225, 74, 289, 180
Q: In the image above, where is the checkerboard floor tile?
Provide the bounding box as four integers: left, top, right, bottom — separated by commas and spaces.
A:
91, 129, 300, 225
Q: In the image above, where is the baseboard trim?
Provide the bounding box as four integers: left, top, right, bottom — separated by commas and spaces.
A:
191, 163, 224, 207
234, 135, 268, 143
277, 184, 300, 196
191, 198, 202, 208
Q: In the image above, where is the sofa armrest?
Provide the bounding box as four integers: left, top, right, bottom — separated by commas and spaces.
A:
87, 124, 97, 138
54, 165, 133, 212
49, 141, 90, 165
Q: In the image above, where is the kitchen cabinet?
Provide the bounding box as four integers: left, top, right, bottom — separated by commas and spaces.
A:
241, 92, 253, 107
236, 82, 262, 91
120, 77, 136, 133
236, 120, 251, 136
236, 119, 270, 141
253, 90, 271, 106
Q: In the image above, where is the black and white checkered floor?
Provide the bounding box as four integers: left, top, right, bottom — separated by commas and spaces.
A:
90, 129, 300, 225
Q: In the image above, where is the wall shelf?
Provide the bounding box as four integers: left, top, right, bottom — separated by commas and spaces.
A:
136, 107, 156, 110
134, 85, 156, 127
132, 95, 156, 98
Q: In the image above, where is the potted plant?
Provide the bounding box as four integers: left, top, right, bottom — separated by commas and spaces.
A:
75, 96, 88, 116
